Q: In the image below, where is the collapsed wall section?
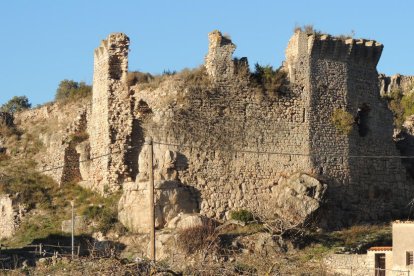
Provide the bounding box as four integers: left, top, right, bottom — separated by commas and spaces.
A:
88, 33, 133, 194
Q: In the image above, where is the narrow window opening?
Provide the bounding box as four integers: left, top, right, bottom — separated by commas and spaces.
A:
355, 103, 370, 137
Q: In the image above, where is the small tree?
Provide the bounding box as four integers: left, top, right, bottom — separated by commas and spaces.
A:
55, 79, 92, 102
0, 96, 31, 113
252, 63, 287, 97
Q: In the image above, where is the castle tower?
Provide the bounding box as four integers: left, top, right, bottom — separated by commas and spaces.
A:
88, 33, 133, 194
286, 31, 412, 225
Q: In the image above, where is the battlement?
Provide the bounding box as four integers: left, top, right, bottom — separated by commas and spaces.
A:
94, 33, 130, 59
286, 31, 383, 72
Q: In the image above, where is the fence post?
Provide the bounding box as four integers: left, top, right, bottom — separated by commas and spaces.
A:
71, 200, 75, 259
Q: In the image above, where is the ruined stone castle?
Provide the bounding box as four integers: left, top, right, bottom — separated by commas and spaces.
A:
18, 30, 414, 231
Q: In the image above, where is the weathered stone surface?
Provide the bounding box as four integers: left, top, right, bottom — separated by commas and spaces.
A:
118, 181, 198, 233
15, 101, 89, 186
88, 33, 133, 194
119, 145, 198, 233
205, 30, 236, 82
166, 213, 211, 229
271, 173, 326, 224
119, 231, 178, 261
379, 73, 414, 96
0, 194, 24, 239
61, 215, 89, 234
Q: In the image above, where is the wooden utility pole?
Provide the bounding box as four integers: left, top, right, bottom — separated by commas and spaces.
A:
147, 137, 156, 262
71, 200, 75, 259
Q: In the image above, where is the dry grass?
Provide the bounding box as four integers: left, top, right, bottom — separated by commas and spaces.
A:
177, 220, 218, 255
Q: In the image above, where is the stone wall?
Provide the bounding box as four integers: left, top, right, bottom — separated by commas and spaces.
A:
87, 33, 133, 194
45, 29, 410, 233
323, 253, 373, 276
122, 31, 314, 227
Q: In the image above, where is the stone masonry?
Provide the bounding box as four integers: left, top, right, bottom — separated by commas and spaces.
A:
286, 31, 412, 225
87, 33, 134, 194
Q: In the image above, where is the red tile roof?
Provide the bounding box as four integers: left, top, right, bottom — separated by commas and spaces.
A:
368, 246, 392, 251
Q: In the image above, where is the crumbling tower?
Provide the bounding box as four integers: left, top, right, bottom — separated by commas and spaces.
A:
286, 31, 411, 224
88, 33, 133, 194
205, 30, 237, 82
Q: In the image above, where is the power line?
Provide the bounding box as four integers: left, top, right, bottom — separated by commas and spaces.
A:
152, 140, 414, 159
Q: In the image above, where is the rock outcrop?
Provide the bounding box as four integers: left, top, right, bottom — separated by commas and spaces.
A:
118, 145, 198, 233
379, 73, 414, 96
270, 173, 327, 225
0, 194, 25, 239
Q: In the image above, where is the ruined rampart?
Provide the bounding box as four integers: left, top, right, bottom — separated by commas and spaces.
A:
28, 30, 413, 231
87, 33, 133, 193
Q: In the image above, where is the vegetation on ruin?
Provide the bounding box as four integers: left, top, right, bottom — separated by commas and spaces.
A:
55, 79, 92, 102
69, 131, 89, 144
251, 63, 287, 99
127, 71, 154, 86
294, 24, 323, 36
230, 209, 254, 224
0, 96, 31, 114
331, 108, 354, 135
132, 66, 211, 93
385, 88, 414, 128
294, 24, 355, 41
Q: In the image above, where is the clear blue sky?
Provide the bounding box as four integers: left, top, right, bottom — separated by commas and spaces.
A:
1, 0, 413, 106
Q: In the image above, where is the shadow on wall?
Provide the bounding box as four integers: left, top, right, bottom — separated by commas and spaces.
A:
127, 119, 145, 181
396, 131, 414, 179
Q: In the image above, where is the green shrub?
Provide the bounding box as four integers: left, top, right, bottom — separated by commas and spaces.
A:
55, 80, 92, 102
384, 88, 414, 128
127, 71, 154, 86
252, 63, 287, 98
0, 96, 31, 113
230, 209, 254, 224
331, 108, 354, 135
234, 263, 257, 274
69, 131, 89, 144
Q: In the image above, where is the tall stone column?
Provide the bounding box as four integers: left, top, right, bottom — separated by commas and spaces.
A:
88, 33, 132, 194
